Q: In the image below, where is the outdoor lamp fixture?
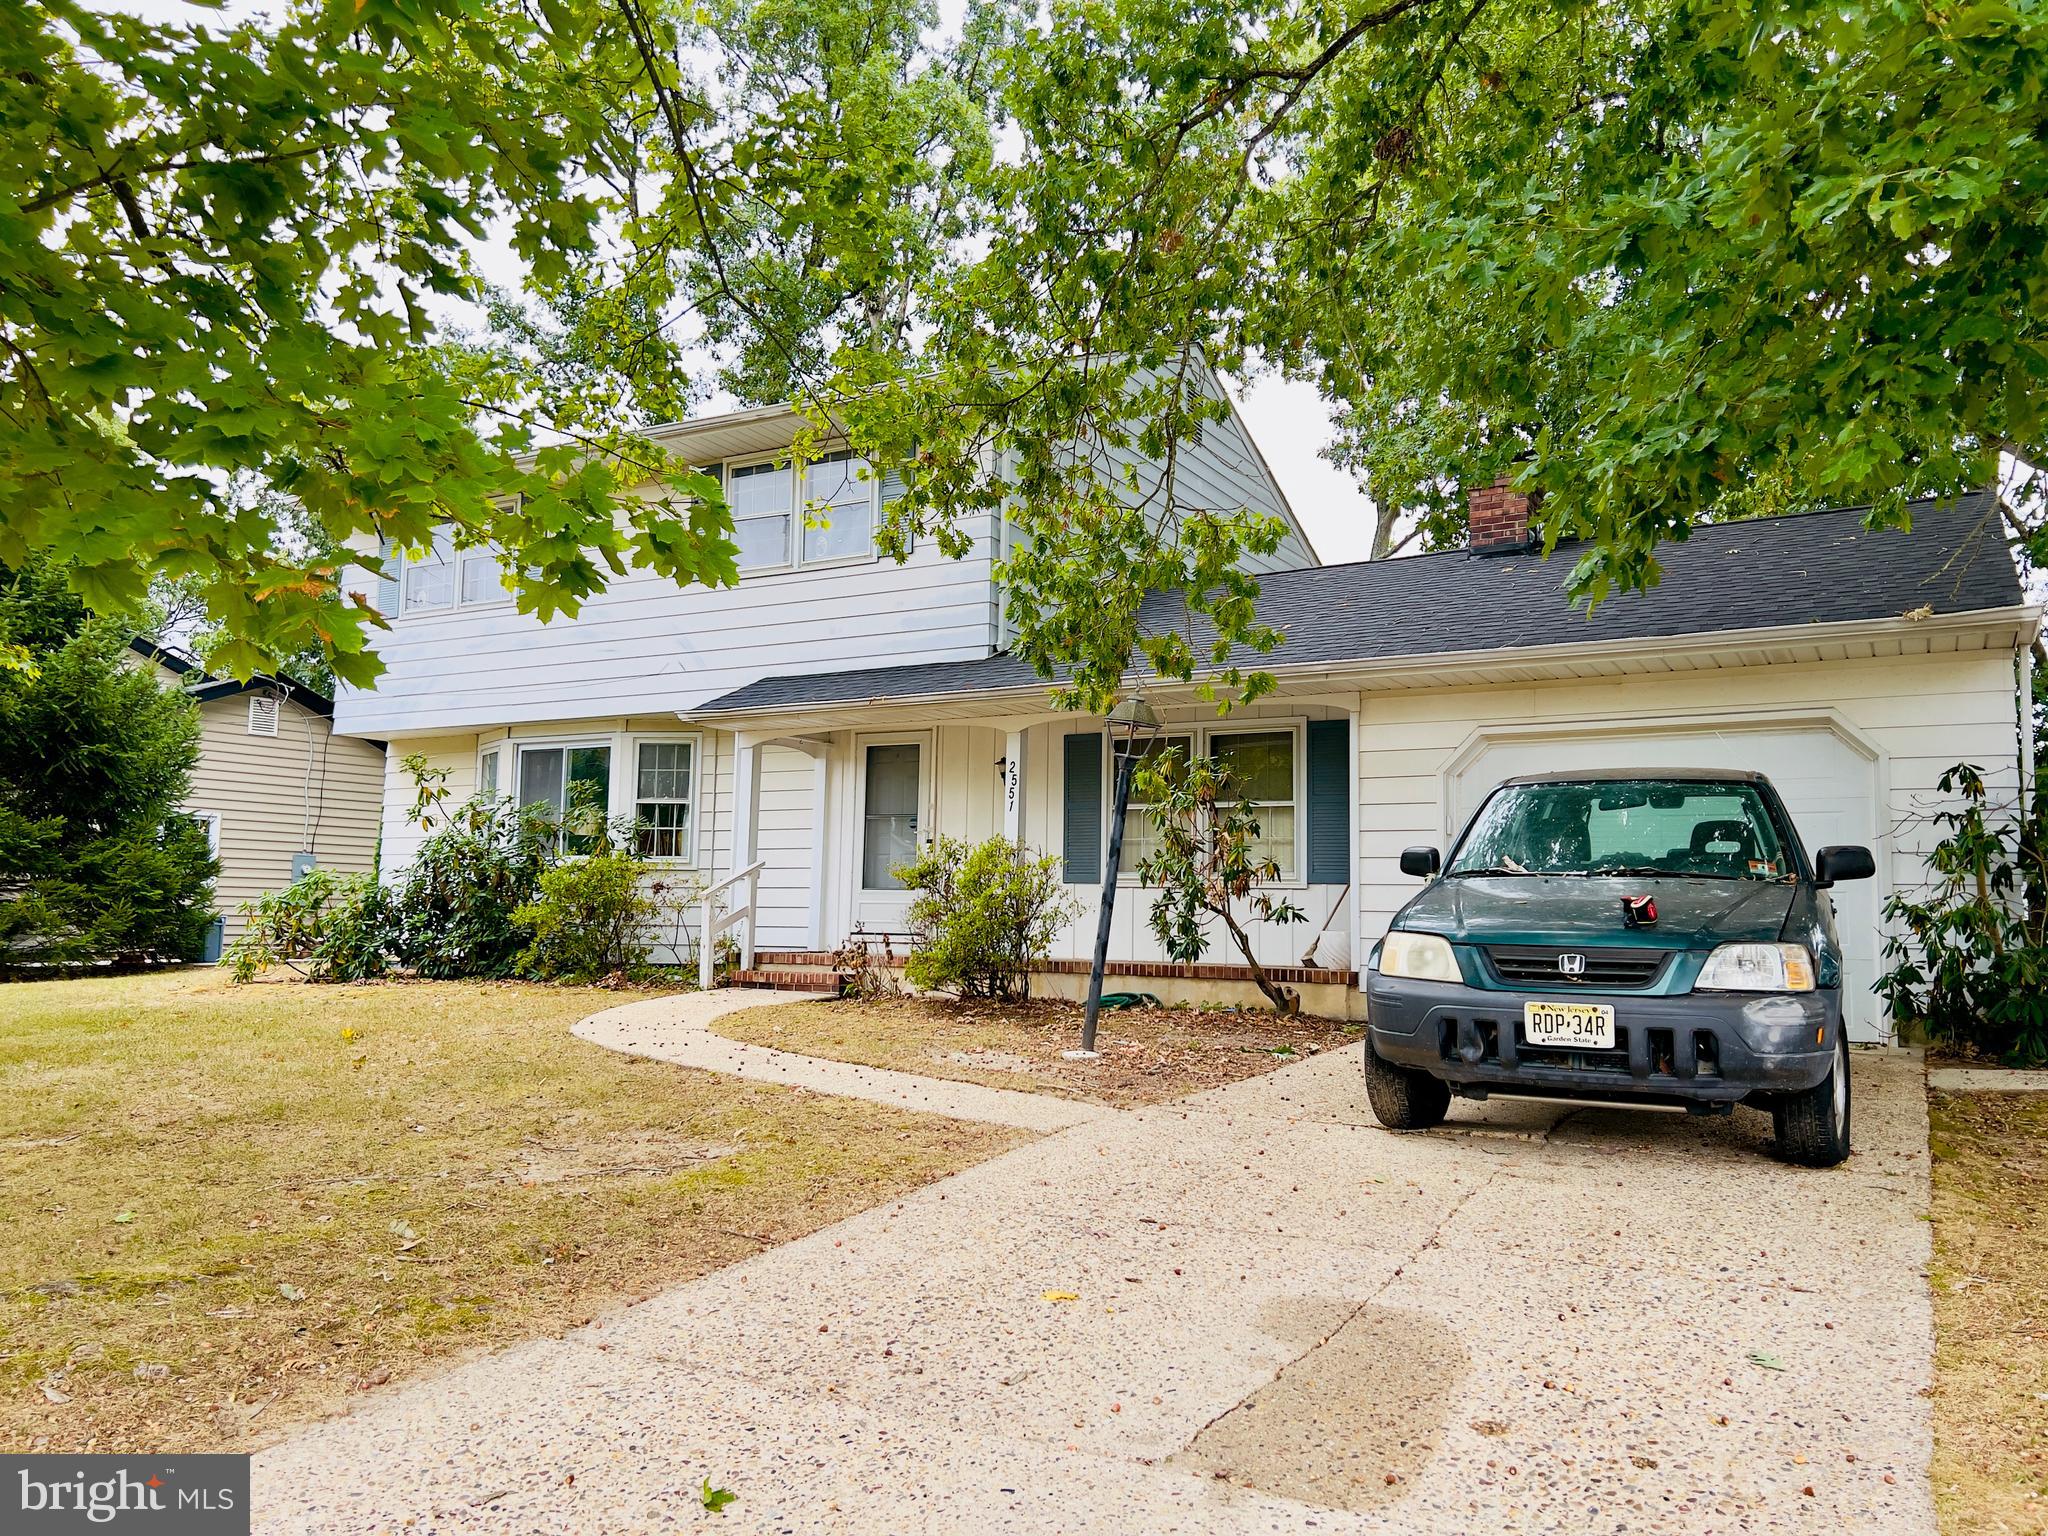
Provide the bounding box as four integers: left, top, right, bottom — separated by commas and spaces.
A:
1070, 693, 1163, 1059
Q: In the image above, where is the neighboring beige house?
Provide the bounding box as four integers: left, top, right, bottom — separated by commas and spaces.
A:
131, 642, 387, 956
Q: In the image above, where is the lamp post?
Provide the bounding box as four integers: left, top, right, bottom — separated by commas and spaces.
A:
1071, 693, 1162, 1058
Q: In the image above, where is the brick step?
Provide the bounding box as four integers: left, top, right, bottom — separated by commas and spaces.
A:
751, 951, 840, 968
730, 968, 843, 991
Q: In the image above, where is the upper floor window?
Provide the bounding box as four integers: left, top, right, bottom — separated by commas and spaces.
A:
399, 531, 509, 615
801, 451, 875, 564
727, 452, 879, 574
730, 461, 794, 571
402, 544, 454, 612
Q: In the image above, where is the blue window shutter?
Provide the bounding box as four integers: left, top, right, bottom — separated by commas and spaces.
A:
880, 466, 908, 505
376, 535, 401, 616
1305, 719, 1350, 885
1062, 732, 1103, 885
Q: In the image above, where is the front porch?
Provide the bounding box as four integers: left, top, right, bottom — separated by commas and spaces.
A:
711, 689, 1361, 1005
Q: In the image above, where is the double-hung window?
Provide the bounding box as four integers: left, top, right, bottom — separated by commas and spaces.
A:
402, 540, 455, 612
459, 546, 506, 606
726, 452, 882, 574
634, 740, 695, 860
1210, 729, 1298, 880
401, 530, 508, 614
730, 461, 794, 571
1108, 726, 1301, 883
516, 743, 611, 854
800, 451, 876, 564
1112, 733, 1194, 875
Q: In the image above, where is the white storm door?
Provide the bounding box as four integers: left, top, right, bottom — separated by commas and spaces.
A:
854, 733, 932, 930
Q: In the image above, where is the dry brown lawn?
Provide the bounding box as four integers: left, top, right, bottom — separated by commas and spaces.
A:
1927, 1089, 2048, 1535
716, 994, 1358, 1107
0, 971, 1024, 1454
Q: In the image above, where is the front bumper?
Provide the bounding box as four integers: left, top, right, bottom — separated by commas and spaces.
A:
1366, 972, 1839, 1106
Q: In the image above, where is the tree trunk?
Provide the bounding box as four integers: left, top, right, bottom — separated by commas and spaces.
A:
1210, 902, 1300, 1015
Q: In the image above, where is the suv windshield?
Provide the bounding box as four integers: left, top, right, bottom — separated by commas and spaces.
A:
1448, 779, 1795, 881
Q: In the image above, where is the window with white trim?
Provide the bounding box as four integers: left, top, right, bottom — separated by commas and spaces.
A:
1112, 733, 1193, 875
729, 461, 794, 571
1211, 729, 1298, 880
459, 546, 507, 606
247, 695, 280, 736
800, 451, 875, 563
193, 811, 221, 856
1108, 725, 1302, 882
516, 743, 611, 854
725, 453, 885, 574
633, 740, 696, 860
398, 530, 510, 615
402, 541, 454, 612
477, 746, 502, 801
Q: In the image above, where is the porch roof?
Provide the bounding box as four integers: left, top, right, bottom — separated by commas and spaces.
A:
693, 492, 2026, 717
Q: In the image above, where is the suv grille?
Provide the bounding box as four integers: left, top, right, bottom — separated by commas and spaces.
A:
1486, 945, 1669, 990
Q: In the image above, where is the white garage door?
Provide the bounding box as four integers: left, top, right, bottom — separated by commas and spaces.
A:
1450, 727, 1884, 1041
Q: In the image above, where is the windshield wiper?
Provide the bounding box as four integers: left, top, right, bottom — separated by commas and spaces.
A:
1447, 866, 1549, 878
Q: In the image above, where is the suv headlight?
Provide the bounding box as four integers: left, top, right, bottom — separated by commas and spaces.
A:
1379, 931, 1461, 983
1695, 942, 1816, 993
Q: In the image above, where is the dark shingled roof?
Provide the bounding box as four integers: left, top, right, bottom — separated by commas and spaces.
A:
695, 491, 2023, 714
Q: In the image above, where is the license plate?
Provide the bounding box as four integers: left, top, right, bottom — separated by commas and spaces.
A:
1523, 1001, 1616, 1050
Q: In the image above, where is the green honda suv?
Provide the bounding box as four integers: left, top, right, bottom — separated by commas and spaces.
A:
1363, 770, 1875, 1166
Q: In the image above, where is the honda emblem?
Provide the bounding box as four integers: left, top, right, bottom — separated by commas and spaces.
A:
1557, 952, 1587, 978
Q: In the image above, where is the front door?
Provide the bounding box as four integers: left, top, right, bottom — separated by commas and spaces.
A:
855, 734, 931, 931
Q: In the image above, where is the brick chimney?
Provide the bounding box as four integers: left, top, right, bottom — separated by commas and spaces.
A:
1466, 474, 1535, 554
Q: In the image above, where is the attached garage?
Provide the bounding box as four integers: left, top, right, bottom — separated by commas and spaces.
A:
1443, 719, 1885, 1039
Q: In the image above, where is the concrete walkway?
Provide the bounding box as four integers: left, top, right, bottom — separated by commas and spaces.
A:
573, 989, 1111, 1133
254, 1027, 1937, 1536
1927, 1066, 2048, 1092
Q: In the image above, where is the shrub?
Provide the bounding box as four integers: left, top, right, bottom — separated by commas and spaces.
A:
1880, 763, 2047, 1065
831, 925, 902, 1002
897, 836, 1075, 1000
1134, 749, 1307, 1014
390, 796, 557, 979
514, 845, 657, 982
226, 869, 392, 983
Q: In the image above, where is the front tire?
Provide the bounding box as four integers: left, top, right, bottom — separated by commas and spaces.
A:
1365, 1038, 1451, 1130
1773, 1032, 1852, 1167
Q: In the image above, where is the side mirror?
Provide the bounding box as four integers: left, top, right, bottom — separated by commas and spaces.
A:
1399, 846, 1442, 878
1814, 845, 1876, 886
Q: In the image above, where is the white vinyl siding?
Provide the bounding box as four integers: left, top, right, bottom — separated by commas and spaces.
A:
334, 513, 1004, 734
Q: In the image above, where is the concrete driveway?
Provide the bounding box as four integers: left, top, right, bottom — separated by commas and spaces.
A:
255, 1044, 1935, 1535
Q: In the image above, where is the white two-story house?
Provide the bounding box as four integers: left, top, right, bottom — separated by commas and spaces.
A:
336, 391, 2038, 1033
